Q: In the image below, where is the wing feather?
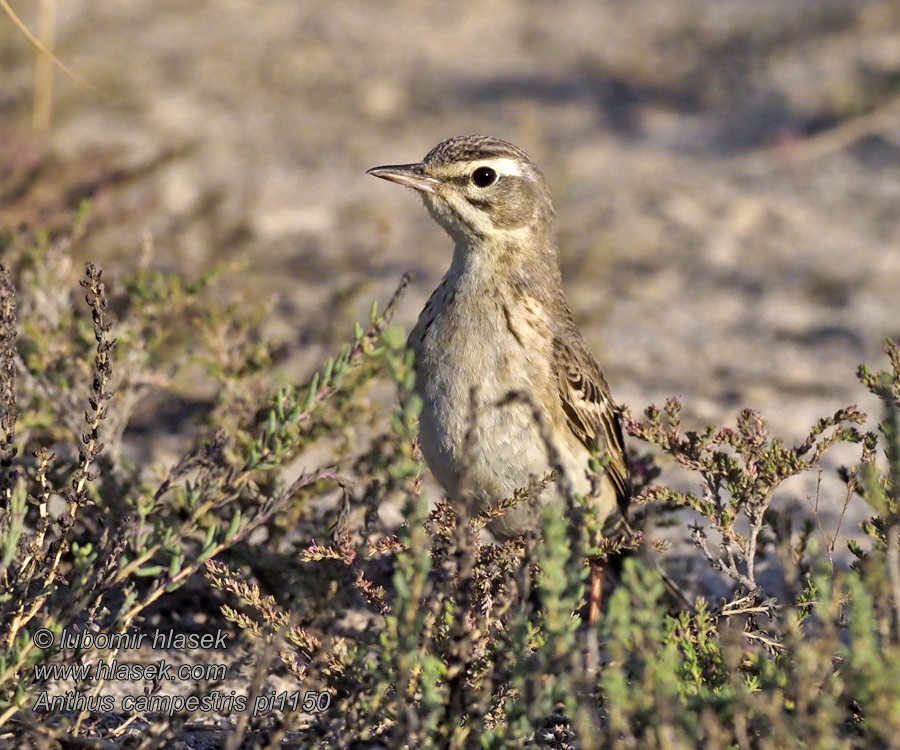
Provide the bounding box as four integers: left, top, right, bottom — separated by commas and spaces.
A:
553, 336, 630, 517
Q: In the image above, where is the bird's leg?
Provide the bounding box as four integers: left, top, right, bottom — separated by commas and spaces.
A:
588, 559, 604, 624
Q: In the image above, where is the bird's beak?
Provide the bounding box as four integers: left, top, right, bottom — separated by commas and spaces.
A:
366, 163, 441, 195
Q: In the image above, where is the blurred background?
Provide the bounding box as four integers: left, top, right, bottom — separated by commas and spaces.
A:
2, 0, 900, 552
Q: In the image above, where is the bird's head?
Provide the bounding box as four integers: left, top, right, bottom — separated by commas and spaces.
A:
367, 135, 557, 251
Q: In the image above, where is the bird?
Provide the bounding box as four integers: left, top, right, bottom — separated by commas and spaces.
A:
367, 135, 630, 620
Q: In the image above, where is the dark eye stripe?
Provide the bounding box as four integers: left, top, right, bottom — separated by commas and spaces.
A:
442, 174, 470, 186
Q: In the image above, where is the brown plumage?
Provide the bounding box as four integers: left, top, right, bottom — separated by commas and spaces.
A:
368, 136, 630, 547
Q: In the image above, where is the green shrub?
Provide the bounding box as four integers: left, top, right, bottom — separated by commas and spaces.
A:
1, 227, 899, 749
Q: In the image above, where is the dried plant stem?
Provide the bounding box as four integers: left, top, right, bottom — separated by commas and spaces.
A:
0, 0, 102, 93
32, 0, 55, 132
2, 264, 115, 659
0, 264, 17, 521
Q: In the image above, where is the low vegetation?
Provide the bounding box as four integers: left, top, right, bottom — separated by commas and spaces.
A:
0, 220, 898, 749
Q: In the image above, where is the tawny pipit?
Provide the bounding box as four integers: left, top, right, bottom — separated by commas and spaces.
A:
368, 135, 630, 588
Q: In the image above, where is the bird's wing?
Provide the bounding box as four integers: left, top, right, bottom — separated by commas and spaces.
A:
553, 335, 630, 516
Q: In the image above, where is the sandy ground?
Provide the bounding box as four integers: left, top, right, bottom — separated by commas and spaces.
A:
2, 0, 900, 737
4, 0, 900, 546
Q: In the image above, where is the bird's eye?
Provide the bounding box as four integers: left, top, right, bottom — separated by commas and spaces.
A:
471, 166, 497, 188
